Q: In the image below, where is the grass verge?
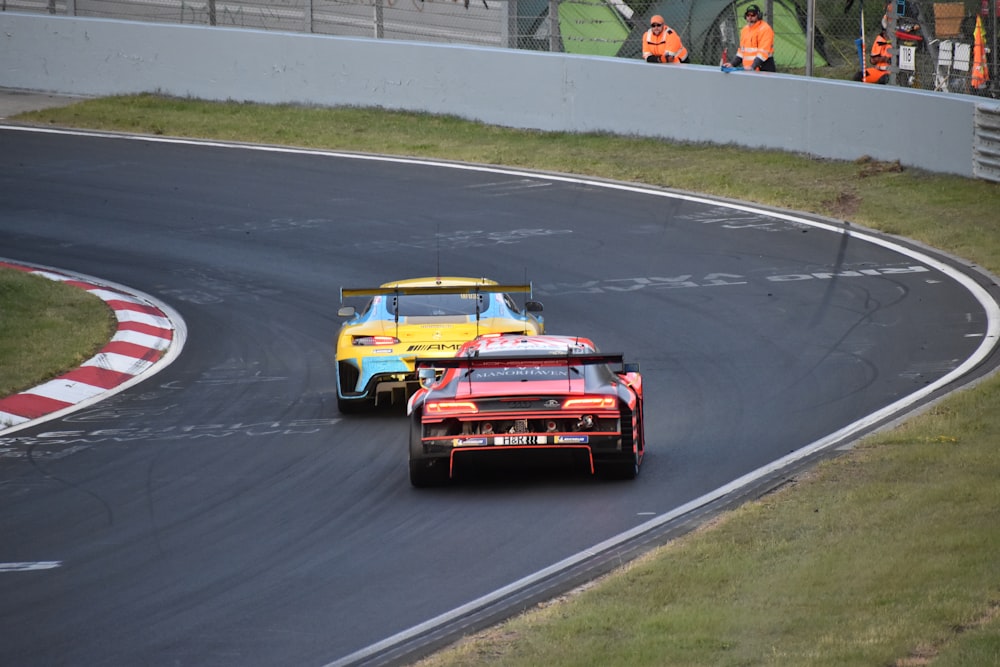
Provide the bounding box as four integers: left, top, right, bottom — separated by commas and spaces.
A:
0, 268, 115, 398
11, 95, 1000, 665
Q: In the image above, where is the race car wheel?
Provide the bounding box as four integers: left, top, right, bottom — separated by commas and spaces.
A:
596, 447, 640, 480
409, 413, 450, 487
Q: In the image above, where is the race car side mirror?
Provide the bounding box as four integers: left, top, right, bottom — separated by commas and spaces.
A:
418, 367, 437, 388
338, 306, 356, 318
525, 300, 543, 313
623, 362, 640, 374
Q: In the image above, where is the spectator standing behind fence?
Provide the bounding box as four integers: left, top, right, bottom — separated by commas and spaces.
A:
722, 4, 775, 71
854, 27, 891, 83
642, 15, 690, 63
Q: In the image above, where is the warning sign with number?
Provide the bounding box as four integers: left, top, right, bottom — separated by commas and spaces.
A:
898, 44, 916, 71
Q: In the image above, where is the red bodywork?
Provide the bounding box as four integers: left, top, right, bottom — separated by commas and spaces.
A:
407, 334, 645, 485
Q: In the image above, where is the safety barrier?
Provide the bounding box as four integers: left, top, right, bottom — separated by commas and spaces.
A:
974, 105, 1000, 181
1, 12, 998, 179
6, 0, 999, 98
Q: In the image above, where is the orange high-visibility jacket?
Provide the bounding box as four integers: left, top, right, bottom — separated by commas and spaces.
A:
862, 33, 891, 83
870, 33, 891, 70
862, 67, 890, 83
642, 26, 689, 63
735, 20, 774, 69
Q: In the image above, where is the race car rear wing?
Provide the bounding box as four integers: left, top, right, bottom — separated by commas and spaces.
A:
337, 282, 541, 338
340, 283, 534, 300
415, 352, 629, 371
415, 351, 638, 389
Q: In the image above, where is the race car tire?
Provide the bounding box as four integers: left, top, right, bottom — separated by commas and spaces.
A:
596, 448, 640, 480
597, 403, 644, 480
409, 413, 450, 487
409, 459, 450, 487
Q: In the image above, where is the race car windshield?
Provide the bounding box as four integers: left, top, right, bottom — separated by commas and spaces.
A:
390, 293, 486, 317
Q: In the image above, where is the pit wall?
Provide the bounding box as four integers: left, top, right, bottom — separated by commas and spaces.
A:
2, 12, 993, 177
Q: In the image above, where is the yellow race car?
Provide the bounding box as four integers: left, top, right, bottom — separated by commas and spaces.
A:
335, 277, 544, 412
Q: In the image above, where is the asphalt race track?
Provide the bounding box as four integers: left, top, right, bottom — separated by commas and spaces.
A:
1, 127, 998, 666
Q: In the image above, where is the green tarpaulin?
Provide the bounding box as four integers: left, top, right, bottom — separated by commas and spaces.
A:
618, 0, 829, 68
558, 1, 631, 56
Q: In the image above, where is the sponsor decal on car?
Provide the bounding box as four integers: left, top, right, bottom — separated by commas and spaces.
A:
555, 435, 590, 443
473, 368, 572, 378
453, 437, 489, 447
495, 435, 547, 445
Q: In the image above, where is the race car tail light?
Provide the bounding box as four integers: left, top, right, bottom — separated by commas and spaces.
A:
352, 335, 400, 346
563, 396, 616, 410
426, 401, 479, 415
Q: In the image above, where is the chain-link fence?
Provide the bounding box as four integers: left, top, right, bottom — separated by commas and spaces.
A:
5, 0, 996, 96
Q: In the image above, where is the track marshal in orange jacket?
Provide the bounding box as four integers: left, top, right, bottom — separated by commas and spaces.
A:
723, 4, 775, 71
642, 15, 690, 63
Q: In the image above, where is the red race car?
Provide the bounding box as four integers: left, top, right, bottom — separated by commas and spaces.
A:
406, 334, 645, 486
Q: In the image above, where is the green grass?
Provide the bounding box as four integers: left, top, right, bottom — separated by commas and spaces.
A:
0, 268, 115, 398
12, 94, 1000, 666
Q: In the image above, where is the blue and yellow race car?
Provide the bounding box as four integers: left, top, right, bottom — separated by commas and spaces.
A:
335, 277, 544, 412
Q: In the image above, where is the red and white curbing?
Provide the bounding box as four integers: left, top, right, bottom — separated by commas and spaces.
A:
0, 260, 184, 434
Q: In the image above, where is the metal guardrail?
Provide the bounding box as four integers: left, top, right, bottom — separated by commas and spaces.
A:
974, 104, 1000, 182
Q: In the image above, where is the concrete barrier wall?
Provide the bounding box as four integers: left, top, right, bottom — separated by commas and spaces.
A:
1, 12, 993, 177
